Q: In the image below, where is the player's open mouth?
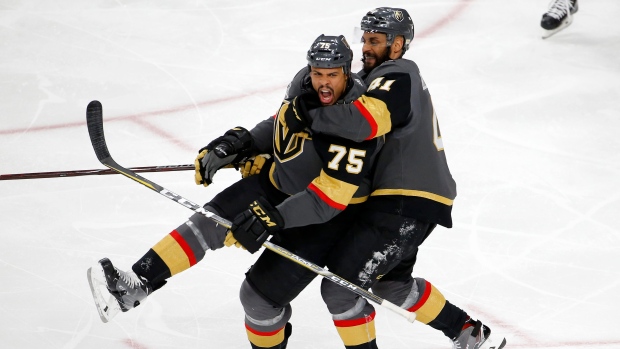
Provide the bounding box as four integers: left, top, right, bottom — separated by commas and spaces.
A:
363, 54, 375, 65
319, 88, 334, 105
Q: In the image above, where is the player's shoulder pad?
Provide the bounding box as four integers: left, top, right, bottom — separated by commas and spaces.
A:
339, 73, 367, 104
284, 66, 312, 99
368, 59, 419, 78
365, 59, 422, 91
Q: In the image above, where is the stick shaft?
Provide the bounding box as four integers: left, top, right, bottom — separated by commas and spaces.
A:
0, 164, 194, 181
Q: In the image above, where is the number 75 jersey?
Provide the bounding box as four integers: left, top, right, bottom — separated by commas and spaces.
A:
250, 69, 383, 229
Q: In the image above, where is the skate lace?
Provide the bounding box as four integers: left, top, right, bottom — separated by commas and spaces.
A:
118, 269, 143, 289
546, 0, 570, 19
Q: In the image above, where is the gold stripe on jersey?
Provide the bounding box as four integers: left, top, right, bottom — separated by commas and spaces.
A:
371, 189, 454, 206
152, 235, 190, 276
349, 195, 369, 204
356, 95, 392, 137
311, 170, 359, 208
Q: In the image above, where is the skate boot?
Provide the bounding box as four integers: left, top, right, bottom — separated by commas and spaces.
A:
87, 257, 152, 322
452, 318, 507, 349
541, 0, 579, 39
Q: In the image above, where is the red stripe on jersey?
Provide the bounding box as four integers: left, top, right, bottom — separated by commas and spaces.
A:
245, 323, 284, 336
408, 280, 431, 312
333, 312, 376, 327
170, 230, 197, 266
353, 100, 378, 140
308, 183, 347, 211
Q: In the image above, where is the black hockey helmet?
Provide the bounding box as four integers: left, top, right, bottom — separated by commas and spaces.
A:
306, 34, 353, 75
361, 7, 414, 51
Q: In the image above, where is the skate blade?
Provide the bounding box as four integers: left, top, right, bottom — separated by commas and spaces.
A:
542, 15, 574, 39
482, 335, 507, 349
87, 265, 121, 323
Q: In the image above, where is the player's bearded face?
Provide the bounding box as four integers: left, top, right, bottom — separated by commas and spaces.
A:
309, 67, 348, 106
361, 32, 391, 73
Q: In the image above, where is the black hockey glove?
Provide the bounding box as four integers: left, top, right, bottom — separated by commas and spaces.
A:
231, 197, 284, 254
283, 92, 321, 133
194, 127, 254, 186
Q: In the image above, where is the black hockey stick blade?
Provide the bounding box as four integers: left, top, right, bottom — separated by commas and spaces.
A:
85, 100, 230, 225
86, 100, 111, 162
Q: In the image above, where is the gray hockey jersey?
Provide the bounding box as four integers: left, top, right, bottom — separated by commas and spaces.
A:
249, 67, 382, 228
303, 59, 456, 227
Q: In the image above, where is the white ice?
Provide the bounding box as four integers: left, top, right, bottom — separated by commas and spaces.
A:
1, 0, 619, 348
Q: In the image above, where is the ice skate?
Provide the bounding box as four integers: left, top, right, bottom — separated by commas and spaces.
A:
87, 257, 152, 322
541, 0, 579, 39
452, 319, 506, 349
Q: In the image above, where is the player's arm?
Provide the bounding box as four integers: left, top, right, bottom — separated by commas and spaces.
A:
249, 116, 276, 154
288, 71, 412, 142
229, 135, 380, 253
274, 134, 380, 229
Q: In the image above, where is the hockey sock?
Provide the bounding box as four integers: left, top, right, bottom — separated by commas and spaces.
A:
333, 311, 378, 349
131, 223, 210, 287
406, 279, 469, 339
245, 322, 292, 349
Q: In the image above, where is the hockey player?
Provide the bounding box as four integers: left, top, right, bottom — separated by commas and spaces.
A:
541, 0, 579, 39
280, 7, 507, 349
88, 35, 381, 328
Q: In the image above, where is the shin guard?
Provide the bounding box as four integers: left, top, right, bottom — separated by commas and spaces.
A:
240, 280, 293, 349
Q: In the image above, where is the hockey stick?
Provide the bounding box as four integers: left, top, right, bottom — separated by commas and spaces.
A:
0, 164, 193, 181
86, 100, 416, 323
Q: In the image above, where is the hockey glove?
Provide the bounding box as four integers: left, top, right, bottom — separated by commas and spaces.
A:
231, 197, 284, 253
224, 232, 246, 250
283, 92, 321, 133
194, 127, 254, 186
240, 154, 269, 178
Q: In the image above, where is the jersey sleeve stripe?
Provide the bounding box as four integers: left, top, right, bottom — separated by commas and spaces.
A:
371, 188, 454, 205
353, 99, 378, 139
308, 170, 360, 210
354, 96, 392, 139
308, 183, 347, 210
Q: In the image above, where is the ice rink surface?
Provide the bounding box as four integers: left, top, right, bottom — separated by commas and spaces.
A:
1, 0, 619, 348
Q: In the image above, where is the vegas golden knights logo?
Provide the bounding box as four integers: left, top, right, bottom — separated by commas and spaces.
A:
393, 10, 404, 22
274, 103, 306, 162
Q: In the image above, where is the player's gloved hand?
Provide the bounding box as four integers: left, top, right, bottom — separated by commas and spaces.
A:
240, 155, 269, 178
194, 127, 254, 186
224, 232, 246, 250
283, 92, 321, 133
231, 197, 284, 253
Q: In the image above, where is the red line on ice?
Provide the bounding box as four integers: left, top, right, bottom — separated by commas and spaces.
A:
0, 0, 474, 152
